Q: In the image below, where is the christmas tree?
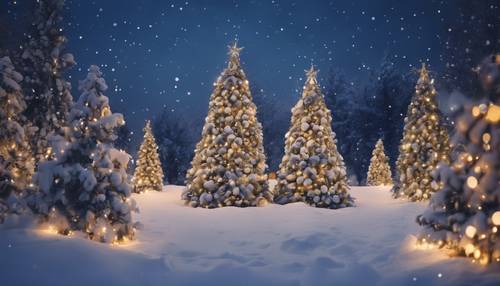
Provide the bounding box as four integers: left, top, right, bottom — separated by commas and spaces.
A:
274, 66, 352, 209
393, 64, 450, 201
417, 55, 500, 265
21, 0, 75, 162
133, 120, 164, 193
0, 57, 34, 222
32, 66, 135, 243
367, 139, 393, 186
182, 43, 272, 208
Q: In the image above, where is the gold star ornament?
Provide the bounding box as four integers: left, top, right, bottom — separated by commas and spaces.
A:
228, 42, 243, 58
305, 65, 318, 83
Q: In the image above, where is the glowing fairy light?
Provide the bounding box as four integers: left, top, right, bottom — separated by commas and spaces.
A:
482, 133, 491, 143
465, 225, 477, 238
472, 106, 481, 117
466, 176, 478, 189
485, 104, 500, 123
492, 212, 500, 226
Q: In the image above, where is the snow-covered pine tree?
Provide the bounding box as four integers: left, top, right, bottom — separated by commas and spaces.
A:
115, 123, 133, 154
182, 43, 272, 208
392, 64, 450, 201
274, 66, 353, 209
32, 65, 135, 243
324, 68, 362, 182
367, 139, 393, 186
21, 0, 75, 162
0, 57, 34, 222
133, 120, 164, 193
252, 85, 289, 171
416, 55, 500, 265
153, 110, 195, 185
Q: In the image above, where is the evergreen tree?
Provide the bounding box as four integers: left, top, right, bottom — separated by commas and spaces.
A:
153, 110, 195, 185
366, 139, 393, 186
275, 66, 353, 209
369, 58, 414, 170
0, 2, 27, 58
133, 120, 164, 193
252, 85, 289, 172
442, 0, 500, 97
0, 57, 34, 222
324, 58, 413, 183
21, 0, 75, 162
417, 55, 500, 265
323, 68, 362, 181
355, 59, 414, 183
354, 84, 382, 182
32, 66, 135, 243
115, 122, 133, 154
393, 64, 450, 201
182, 44, 272, 208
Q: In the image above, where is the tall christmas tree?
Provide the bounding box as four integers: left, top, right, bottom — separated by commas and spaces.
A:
21, 0, 75, 162
182, 43, 272, 208
417, 55, 500, 265
367, 139, 393, 186
393, 64, 450, 201
133, 120, 164, 193
274, 67, 352, 209
0, 57, 34, 222
32, 66, 135, 243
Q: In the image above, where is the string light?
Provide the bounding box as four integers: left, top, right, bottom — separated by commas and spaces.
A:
394, 64, 450, 201
183, 43, 270, 208
466, 176, 478, 189
492, 212, 500, 226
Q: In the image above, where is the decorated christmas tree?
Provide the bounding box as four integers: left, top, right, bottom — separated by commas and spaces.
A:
133, 120, 164, 193
182, 43, 272, 208
32, 65, 136, 243
274, 66, 352, 209
367, 139, 393, 186
417, 55, 500, 265
21, 0, 75, 162
0, 57, 34, 222
392, 64, 450, 201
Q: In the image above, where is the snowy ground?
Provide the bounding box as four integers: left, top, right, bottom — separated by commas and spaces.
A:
1, 186, 499, 286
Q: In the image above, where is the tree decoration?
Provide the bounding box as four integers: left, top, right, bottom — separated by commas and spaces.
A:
367, 139, 393, 186
32, 65, 136, 243
182, 43, 272, 208
274, 66, 353, 209
0, 57, 34, 222
21, 0, 75, 162
416, 55, 500, 265
133, 120, 164, 193
392, 64, 450, 201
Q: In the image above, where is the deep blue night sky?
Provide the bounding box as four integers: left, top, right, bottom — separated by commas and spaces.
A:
4, 0, 459, 143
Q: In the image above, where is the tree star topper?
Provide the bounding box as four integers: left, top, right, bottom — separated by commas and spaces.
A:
227, 42, 244, 70
419, 63, 429, 81
228, 42, 243, 59
305, 65, 318, 84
